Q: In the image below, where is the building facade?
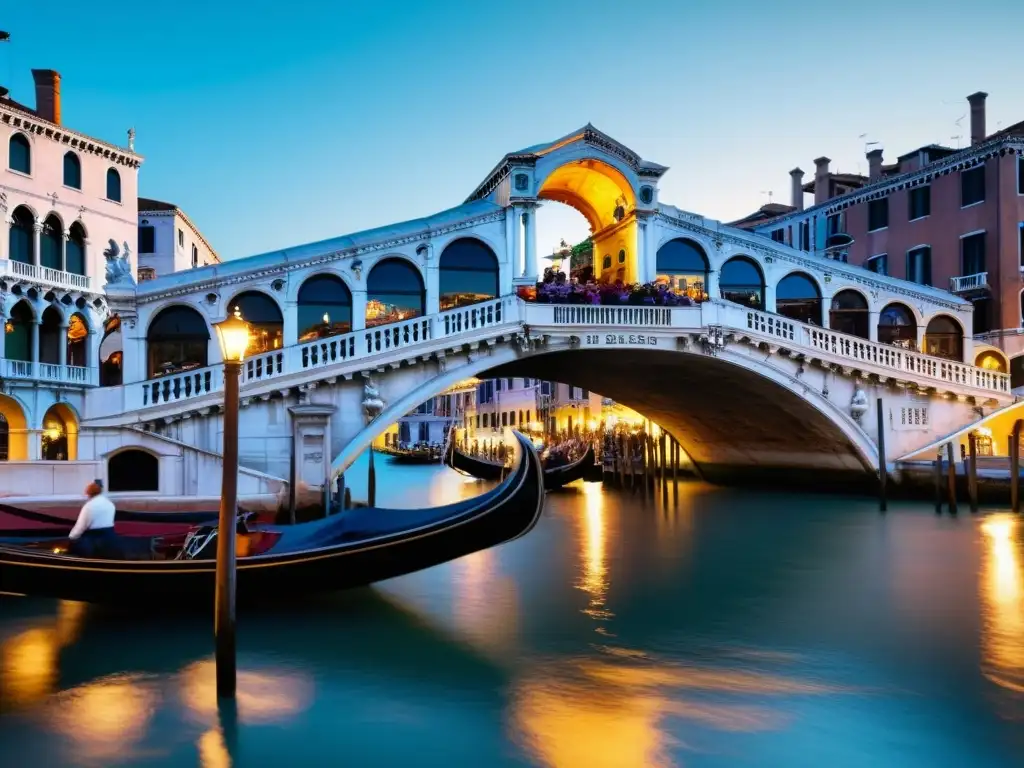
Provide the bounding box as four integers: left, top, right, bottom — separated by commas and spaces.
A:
744, 92, 1024, 380
137, 198, 220, 282
0, 69, 141, 461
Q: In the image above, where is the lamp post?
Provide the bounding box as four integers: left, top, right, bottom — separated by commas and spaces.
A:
212, 306, 252, 699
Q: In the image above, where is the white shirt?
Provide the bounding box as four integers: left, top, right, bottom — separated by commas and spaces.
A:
69, 495, 116, 540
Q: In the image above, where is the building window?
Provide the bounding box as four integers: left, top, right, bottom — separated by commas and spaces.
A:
907, 246, 932, 286
866, 254, 888, 276
178, 229, 184, 248
826, 213, 842, 236
191, 245, 199, 268
867, 198, 888, 232
800, 221, 810, 251
63, 152, 81, 189
973, 293, 993, 335
618, 249, 626, 264
961, 232, 986, 276
8, 133, 30, 174
1019, 223, 1024, 269
719, 256, 765, 310
908, 186, 930, 220
66, 222, 86, 276
961, 165, 985, 207
770, 229, 784, 243
139, 225, 156, 254
106, 168, 122, 202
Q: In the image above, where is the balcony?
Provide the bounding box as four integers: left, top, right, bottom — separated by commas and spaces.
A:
0, 259, 92, 292
1, 358, 96, 386
949, 272, 989, 294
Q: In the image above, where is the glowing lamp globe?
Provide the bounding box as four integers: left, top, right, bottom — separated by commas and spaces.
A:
215, 307, 252, 363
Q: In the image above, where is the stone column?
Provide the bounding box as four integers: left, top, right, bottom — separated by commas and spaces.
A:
0, 209, 8, 262
523, 205, 538, 281
58, 321, 68, 367
61, 230, 69, 273
763, 284, 777, 314
868, 311, 880, 342
288, 403, 337, 515
511, 205, 523, 278
504, 206, 515, 269
351, 289, 367, 332
32, 221, 42, 267
282, 300, 298, 347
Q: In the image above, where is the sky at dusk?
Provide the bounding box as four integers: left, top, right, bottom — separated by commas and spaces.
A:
3, 1, 1023, 261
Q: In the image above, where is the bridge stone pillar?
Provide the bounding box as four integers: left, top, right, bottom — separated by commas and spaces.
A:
868, 310, 880, 342
511, 205, 523, 277
523, 203, 539, 281
426, 264, 441, 316
763, 283, 777, 314
283, 299, 298, 347
351, 289, 367, 332
289, 403, 337, 510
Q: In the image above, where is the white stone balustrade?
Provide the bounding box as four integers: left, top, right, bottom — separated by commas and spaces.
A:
0, 258, 92, 292
950, 272, 988, 293
3, 358, 95, 385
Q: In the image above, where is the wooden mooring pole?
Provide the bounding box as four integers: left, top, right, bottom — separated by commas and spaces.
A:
967, 432, 979, 514
946, 442, 958, 515
934, 450, 943, 514
876, 398, 887, 512
1012, 423, 1022, 514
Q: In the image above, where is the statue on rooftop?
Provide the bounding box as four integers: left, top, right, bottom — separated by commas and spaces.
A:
103, 239, 135, 286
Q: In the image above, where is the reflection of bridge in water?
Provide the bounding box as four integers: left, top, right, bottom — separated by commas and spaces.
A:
4, 125, 1010, 498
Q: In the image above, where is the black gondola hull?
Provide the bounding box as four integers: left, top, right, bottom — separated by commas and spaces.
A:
448, 442, 596, 491
0, 433, 545, 605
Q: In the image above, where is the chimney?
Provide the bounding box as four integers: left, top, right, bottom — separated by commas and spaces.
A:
866, 148, 883, 182
813, 156, 831, 205
967, 91, 987, 145
31, 69, 61, 124
789, 168, 804, 210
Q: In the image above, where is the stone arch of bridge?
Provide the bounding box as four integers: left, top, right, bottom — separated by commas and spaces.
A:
330, 345, 877, 487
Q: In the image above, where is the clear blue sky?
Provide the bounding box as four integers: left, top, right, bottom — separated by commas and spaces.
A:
3, 1, 1022, 260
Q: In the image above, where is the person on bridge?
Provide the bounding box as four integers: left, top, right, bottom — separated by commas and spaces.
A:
68, 480, 119, 558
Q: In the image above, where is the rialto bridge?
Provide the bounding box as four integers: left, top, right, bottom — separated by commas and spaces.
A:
0, 126, 1013, 497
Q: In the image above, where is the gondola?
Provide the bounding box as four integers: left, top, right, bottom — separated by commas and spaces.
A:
447, 441, 597, 491
0, 432, 545, 605
377, 445, 443, 464
0, 502, 221, 543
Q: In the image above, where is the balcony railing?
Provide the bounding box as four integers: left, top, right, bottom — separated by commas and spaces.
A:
950, 272, 988, 293
2, 358, 96, 385
0, 259, 92, 292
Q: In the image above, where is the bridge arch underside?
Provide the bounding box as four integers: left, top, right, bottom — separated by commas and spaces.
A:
485, 349, 875, 490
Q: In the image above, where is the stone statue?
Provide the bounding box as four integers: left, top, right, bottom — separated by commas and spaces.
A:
103, 239, 135, 286
127, 127, 135, 151
361, 377, 385, 424
850, 385, 869, 424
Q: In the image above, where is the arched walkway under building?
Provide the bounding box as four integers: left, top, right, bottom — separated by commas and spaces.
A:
40, 402, 78, 461
0, 395, 28, 461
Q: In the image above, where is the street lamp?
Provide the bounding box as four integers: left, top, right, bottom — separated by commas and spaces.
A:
212, 306, 252, 699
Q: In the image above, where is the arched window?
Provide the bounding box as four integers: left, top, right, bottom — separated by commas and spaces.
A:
229, 291, 283, 354
63, 152, 81, 189
5, 301, 33, 362
108, 449, 160, 492
100, 315, 123, 386
39, 306, 63, 365
8, 133, 30, 174
618, 249, 626, 264
924, 315, 964, 361
147, 305, 210, 378
66, 222, 86, 276
106, 168, 121, 202
602, 255, 612, 270
366, 259, 424, 327
40, 214, 63, 271
297, 274, 353, 341
719, 256, 765, 310
191, 244, 198, 268
776, 272, 822, 325
438, 238, 499, 310
975, 350, 1007, 373
67, 313, 89, 368
878, 303, 917, 350
9, 206, 34, 264
656, 239, 708, 300
829, 290, 869, 339
41, 403, 77, 461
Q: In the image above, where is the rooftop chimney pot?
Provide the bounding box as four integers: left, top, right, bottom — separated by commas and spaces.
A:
813, 157, 831, 205
967, 91, 987, 145
789, 168, 804, 211
30, 69, 61, 125
866, 148, 884, 182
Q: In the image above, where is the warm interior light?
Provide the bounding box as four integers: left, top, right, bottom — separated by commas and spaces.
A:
4, 321, 13, 334
323, 313, 330, 325
214, 306, 252, 363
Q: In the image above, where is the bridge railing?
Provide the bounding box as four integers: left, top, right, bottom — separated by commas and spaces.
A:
735, 306, 1010, 396
525, 302, 694, 327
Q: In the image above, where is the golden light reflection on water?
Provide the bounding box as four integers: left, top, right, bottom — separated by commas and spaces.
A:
49, 674, 160, 763
0, 600, 87, 710
452, 549, 520, 654
979, 514, 1024, 693
511, 654, 849, 768
198, 727, 231, 768
578, 481, 612, 624
178, 660, 315, 725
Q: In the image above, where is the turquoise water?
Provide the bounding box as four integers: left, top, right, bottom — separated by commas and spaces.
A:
2, 461, 1023, 767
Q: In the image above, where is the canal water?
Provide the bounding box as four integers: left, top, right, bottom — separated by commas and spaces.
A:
2, 458, 1024, 767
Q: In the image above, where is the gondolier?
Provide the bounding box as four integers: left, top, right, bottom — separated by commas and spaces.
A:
68, 480, 118, 557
